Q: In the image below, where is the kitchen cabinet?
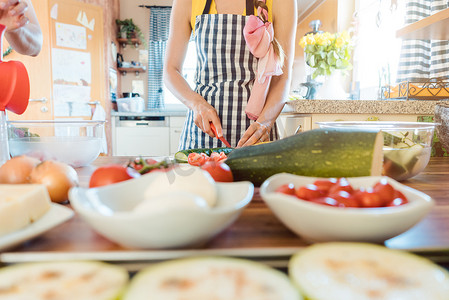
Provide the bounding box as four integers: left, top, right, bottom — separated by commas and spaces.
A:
169, 117, 186, 155
112, 114, 186, 156
396, 7, 449, 40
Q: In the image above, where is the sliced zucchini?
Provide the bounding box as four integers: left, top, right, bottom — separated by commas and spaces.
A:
289, 242, 449, 300
0, 261, 128, 300
124, 256, 301, 300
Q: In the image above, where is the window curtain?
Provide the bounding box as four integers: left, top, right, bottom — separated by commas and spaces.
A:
147, 6, 172, 109
396, 0, 449, 83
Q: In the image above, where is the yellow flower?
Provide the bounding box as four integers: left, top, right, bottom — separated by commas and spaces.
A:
315, 32, 332, 46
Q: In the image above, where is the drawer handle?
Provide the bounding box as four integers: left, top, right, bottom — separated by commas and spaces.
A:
136, 122, 149, 126
294, 124, 302, 135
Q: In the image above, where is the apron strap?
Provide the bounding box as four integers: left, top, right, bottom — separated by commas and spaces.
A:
202, 0, 213, 14
246, 0, 254, 15
202, 0, 255, 15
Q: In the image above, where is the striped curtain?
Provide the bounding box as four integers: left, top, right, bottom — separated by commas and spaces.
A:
396, 0, 449, 83
147, 6, 172, 109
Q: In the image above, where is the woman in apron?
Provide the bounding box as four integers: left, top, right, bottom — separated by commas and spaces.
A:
164, 0, 297, 149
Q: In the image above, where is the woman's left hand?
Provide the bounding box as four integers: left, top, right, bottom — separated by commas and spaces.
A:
237, 121, 271, 148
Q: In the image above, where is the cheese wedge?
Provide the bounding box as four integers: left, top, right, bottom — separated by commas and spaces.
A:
123, 257, 301, 300
0, 184, 51, 236
289, 242, 449, 300
0, 261, 128, 300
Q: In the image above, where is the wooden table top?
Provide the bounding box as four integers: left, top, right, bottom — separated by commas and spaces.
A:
2, 157, 449, 270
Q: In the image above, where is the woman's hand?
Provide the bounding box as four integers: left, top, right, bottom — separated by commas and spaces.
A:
0, 0, 29, 32
237, 120, 271, 148
191, 100, 223, 138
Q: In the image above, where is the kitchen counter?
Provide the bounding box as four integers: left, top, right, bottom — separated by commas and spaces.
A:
1, 157, 449, 271
111, 109, 187, 117
283, 99, 439, 115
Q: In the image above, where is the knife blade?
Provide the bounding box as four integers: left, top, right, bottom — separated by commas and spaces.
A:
210, 122, 232, 148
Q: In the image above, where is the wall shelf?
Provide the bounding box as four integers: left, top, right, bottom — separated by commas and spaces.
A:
118, 67, 146, 76
396, 8, 449, 40
117, 38, 141, 48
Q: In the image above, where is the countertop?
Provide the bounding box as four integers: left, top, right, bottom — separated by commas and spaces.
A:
2, 157, 449, 271
283, 99, 439, 115
111, 109, 187, 117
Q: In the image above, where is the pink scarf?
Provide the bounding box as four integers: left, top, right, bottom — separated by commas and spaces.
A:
243, 2, 283, 120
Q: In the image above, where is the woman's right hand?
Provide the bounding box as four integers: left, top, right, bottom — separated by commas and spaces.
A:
191, 100, 223, 138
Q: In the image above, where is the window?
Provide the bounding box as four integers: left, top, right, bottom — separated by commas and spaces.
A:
354, 0, 406, 99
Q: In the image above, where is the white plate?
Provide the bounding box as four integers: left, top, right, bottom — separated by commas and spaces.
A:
0, 204, 74, 251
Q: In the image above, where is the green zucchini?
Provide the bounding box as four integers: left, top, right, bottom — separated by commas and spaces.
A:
225, 128, 383, 186
174, 147, 234, 163
289, 242, 449, 300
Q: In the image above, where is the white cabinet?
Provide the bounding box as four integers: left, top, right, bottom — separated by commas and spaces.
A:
112, 115, 186, 156
169, 117, 186, 155
115, 126, 170, 156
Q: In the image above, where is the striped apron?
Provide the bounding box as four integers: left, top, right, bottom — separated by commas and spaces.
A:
179, 0, 277, 150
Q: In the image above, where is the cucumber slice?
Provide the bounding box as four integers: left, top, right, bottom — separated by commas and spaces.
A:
124, 257, 301, 300
0, 261, 128, 300
289, 242, 449, 300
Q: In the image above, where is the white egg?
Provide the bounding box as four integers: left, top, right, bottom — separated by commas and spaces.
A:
143, 165, 217, 207
133, 190, 210, 214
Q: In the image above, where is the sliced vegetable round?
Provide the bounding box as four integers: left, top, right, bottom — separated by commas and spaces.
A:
0, 261, 128, 300
289, 242, 449, 300
124, 257, 301, 300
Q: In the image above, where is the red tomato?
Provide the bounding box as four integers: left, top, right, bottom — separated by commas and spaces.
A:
387, 190, 409, 206
209, 151, 228, 163
354, 188, 384, 207
313, 178, 338, 194
328, 178, 354, 195
89, 165, 140, 188
373, 179, 396, 205
275, 183, 296, 196
188, 153, 209, 166
328, 190, 359, 208
201, 161, 233, 182
296, 184, 326, 200
309, 197, 339, 207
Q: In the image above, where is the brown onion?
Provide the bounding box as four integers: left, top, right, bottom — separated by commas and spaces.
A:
0, 155, 41, 184
29, 160, 79, 203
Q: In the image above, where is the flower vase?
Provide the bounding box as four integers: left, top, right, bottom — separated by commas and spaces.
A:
315, 72, 348, 100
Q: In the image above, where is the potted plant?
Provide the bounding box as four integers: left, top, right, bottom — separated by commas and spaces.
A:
116, 19, 144, 45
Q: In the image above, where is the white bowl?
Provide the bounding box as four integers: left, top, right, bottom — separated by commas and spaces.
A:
7, 120, 105, 167
260, 173, 434, 243
69, 172, 254, 249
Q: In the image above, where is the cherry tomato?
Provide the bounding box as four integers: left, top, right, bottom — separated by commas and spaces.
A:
89, 164, 140, 188
354, 188, 384, 207
188, 153, 208, 166
313, 178, 338, 194
200, 161, 233, 182
328, 178, 354, 195
387, 190, 409, 206
296, 184, 326, 200
275, 183, 296, 196
328, 190, 359, 208
373, 179, 396, 205
309, 197, 339, 207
